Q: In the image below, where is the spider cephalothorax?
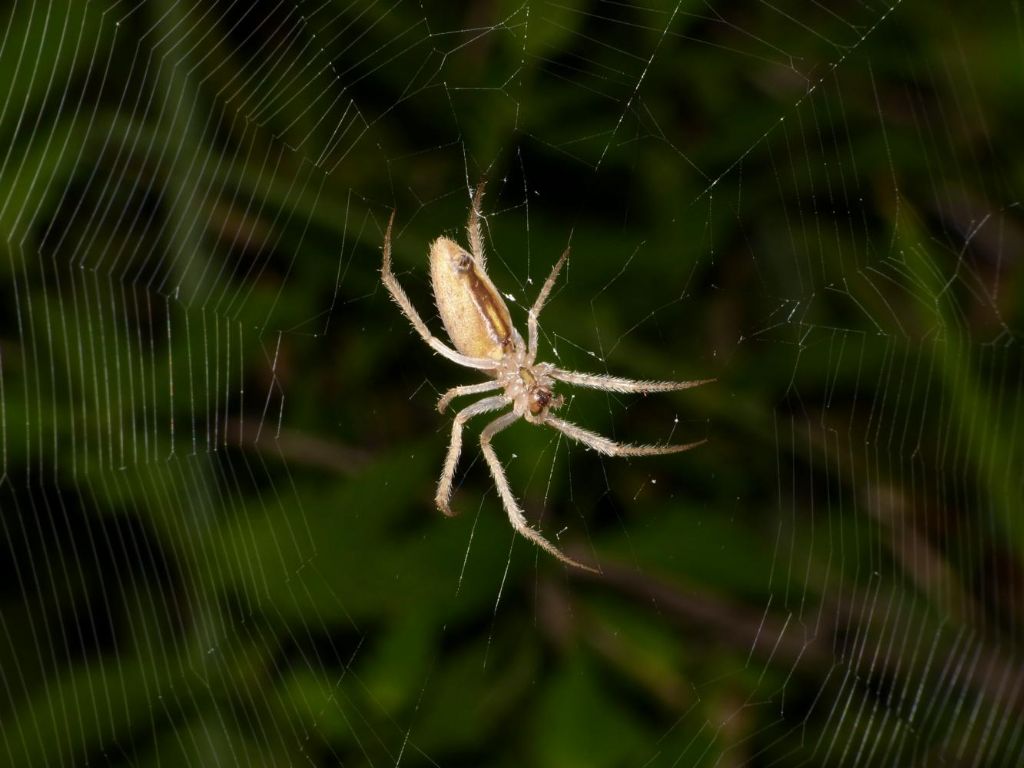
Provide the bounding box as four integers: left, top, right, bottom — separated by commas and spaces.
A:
382, 183, 712, 570
502, 363, 564, 421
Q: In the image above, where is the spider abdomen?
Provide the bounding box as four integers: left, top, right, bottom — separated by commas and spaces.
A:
430, 237, 520, 361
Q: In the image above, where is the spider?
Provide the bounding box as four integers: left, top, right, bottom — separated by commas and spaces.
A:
381, 184, 712, 571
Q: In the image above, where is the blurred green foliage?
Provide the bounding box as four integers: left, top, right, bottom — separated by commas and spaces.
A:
1, 1, 1023, 766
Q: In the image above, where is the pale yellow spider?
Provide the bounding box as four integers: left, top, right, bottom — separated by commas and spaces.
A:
381, 185, 712, 570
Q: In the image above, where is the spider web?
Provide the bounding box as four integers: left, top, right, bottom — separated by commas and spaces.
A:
1, 0, 1022, 765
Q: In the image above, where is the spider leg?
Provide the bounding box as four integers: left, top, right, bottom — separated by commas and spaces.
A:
479, 411, 598, 572
527, 248, 569, 362
544, 414, 706, 456
550, 368, 714, 394
437, 380, 504, 413
436, 395, 509, 516
382, 211, 499, 371
467, 181, 487, 269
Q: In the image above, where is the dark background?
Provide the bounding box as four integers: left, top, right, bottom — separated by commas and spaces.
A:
1, 1, 1023, 765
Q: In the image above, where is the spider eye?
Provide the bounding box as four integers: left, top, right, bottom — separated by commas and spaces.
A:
529, 388, 553, 415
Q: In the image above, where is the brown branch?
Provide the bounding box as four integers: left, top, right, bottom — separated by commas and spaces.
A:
226, 418, 373, 475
